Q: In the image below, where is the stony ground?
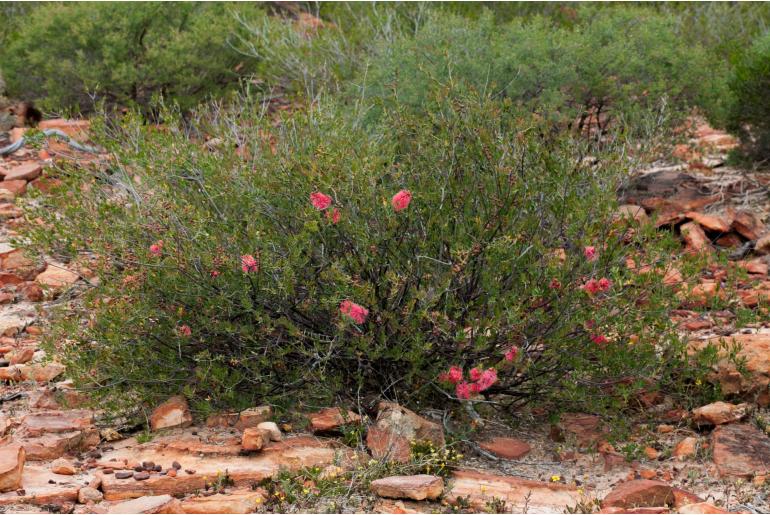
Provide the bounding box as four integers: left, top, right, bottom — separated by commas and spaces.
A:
1, 117, 770, 514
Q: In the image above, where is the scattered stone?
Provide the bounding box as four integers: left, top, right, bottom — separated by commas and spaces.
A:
3, 163, 42, 182
19, 429, 100, 461
78, 486, 103, 503
19, 362, 66, 382
673, 437, 698, 460
234, 406, 272, 430
115, 472, 132, 480
0, 180, 27, 196
672, 488, 705, 509
370, 475, 444, 501
107, 494, 182, 513
551, 413, 608, 448
677, 502, 731, 514
685, 212, 730, 233
0, 466, 80, 506
51, 458, 76, 475
22, 410, 94, 436
241, 427, 270, 452
366, 402, 445, 463
205, 412, 238, 428
478, 437, 531, 460
602, 480, 674, 509
134, 471, 150, 481
149, 395, 193, 431
712, 423, 770, 478
6, 347, 34, 365
615, 205, 649, 225
731, 210, 765, 241
308, 407, 363, 433
681, 222, 712, 253
256, 421, 282, 442
0, 445, 25, 492
35, 264, 79, 289
692, 402, 749, 426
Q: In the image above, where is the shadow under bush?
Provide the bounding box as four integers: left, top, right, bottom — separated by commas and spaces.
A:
27, 90, 707, 417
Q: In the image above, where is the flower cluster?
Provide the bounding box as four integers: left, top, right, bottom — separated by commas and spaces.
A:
310, 191, 332, 210
504, 346, 518, 362
584, 246, 597, 261
241, 254, 259, 273
391, 189, 412, 212
582, 277, 612, 295
339, 300, 369, 324
149, 240, 164, 256
439, 366, 498, 399
177, 324, 192, 337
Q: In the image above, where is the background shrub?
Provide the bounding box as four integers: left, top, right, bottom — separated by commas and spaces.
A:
27, 87, 702, 417
0, 2, 266, 113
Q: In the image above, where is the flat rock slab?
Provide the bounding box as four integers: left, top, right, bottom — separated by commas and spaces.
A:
308, 407, 363, 433
479, 437, 531, 460
3, 163, 41, 182
179, 488, 266, 513
0, 466, 83, 506
602, 479, 674, 509
712, 424, 770, 478
22, 410, 94, 436
107, 494, 182, 513
99, 436, 355, 500
445, 469, 582, 513
370, 475, 443, 501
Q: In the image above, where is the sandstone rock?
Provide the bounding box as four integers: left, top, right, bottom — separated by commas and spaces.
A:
755, 233, 770, 255
445, 469, 581, 512
712, 423, 770, 478
0, 180, 27, 196
149, 395, 192, 431
616, 205, 649, 225
551, 413, 608, 448
19, 362, 66, 382
692, 402, 749, 426
731, 210, 764, 241
180, 488, 265, 513
257, 421, 282, 441
366, 402, 444, 463
678, 502, 731, 514
107, 494, 182, 514
39, 119, 90, 139
479, 437, 531, 460
602, 480, 674, 509
0, 303, 36, 336
79, 486, 104, 503
35, 264, 79, 289
234, 406, 272, 430
7, 347, 34, 365
672, 437, 698, 460
308, 407, 363, 433
20, 430, 100, 461
51, 458, 76, 475
0, 465, 80, 506
689, 334, 770, 404
0, 445, 24, 492
242, 427, 270, 452
685, 212, 730, 233
681, 222, 712, 253
22, 410, 94, 436
370, 475, 443, 501
2, 250, 44, 279
4, 163, 42, 182
205, 412, 238, 428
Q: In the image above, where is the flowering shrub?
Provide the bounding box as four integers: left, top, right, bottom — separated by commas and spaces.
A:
27, 90, 701, 416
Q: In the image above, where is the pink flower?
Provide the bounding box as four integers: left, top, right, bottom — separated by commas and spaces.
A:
326, 208, 341, 224
585, 319, 596, 329
340, 300, 369, 324
149, 240, 164, 256
504, 346, 518, 362
469, 367, 482, 381
178, 325, 192, 337
475, 368, 498, 392
584, 246, 597, 261
456, 381, 472, 400
210, 270, 220, 278
439, 366, 463, 385
549, 278, 561, 290
241, 254, 258, 273
310, 192, 332, 210
582, 279, 601, 295
598, 277, 612, 291
591, 334, 608, 345
391, 189, 412, 212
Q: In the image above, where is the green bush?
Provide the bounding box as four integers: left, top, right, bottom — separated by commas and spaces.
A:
361, 8, 726, 137
725, 32, 770, 160
0, 2, 266, 113
26, 87, 710, 417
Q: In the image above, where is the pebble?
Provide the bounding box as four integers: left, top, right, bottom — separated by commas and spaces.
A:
172, 461, 181, 470
134, 471, 150, 481
185, 469, 196, 475
115, 471, 132, 479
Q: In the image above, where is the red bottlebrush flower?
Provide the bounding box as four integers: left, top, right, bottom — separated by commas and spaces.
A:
391, 189, 412, 212
591, 334, 608, 345
549, 278, 561, 290
469, 367, 482, 381
475, 368, 498, 391
326, 208, 341, 224
440, 366, 463, 384
340, 300, 369, 324
584, 246, 597, 261
310, 192, 332, 210
210, 270, 220, 278
456, 381, 472, 400
178, 325, 192, 337
504, 346, 518, 362
598, 277, 612, 291
582, 279, 601, 294
149, 240, 164, 256
241, 254, 258, 273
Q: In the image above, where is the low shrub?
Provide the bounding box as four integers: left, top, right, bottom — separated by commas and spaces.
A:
25, 85, 715, 419
725, 32, 770, 161
0, 2, 266, 113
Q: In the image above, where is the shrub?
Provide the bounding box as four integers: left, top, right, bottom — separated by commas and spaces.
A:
0, 2, 266, 113
725, 32, 770, 161
361, 8, 726, 138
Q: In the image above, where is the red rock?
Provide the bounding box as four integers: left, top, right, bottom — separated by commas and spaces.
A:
39, 119, 90, 139
600, 507, 669, 514
731, 210, 765, 241
22, 410, 93, 436
712, 423, 770, 478
715, 233, 743, 248
479, 437, 531, 460
180, 488, 266, 513
51, 458, 76, 475
18, 282, 44, 302
7, 347, 34, 365
20, 430, 100, 461
0, 180, 27, 196
739, 259, 770, 275
205, 412, 238, 428
681, 222, 712, 253
149, 395, 192, 431
234, 406, 272, 430
678, 502, 732, 513
692, 402, 749, 426
3, 163, 41, 182
602, 480, 674, 509
0, 465, 79, 506
0, 272, 24, 287
241, 427, 270, 452
673, 437, 698, 460
672, 488, 704, 508
685, 212, 730, 233
2, 250, 44, 279
366, 402, 444, 463
107, 494, 182, 513
19, 362, 66, 382
551, 413, 608, 448
35, 264, 79, 289
639, 469, 657, 480
79, 486, 104, 503
0, 445, 24, 492
615, 205, 649, 225
445, 469, 581, 512
309, 407, 363, 433
370, 475, 443, 501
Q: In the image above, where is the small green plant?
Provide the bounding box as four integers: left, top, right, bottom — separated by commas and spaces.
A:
410, 440, 462, 478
